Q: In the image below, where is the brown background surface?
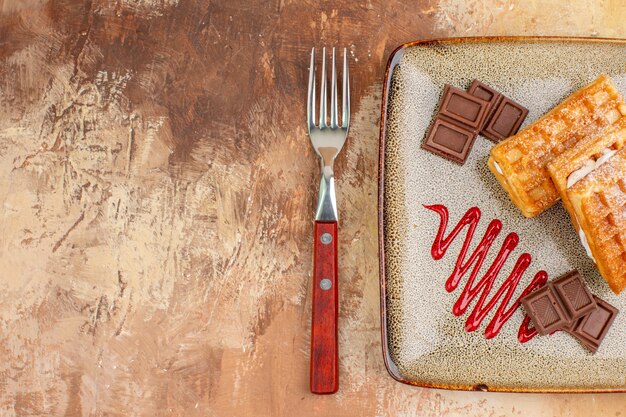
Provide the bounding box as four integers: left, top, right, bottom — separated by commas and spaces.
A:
1, 0, 626, 416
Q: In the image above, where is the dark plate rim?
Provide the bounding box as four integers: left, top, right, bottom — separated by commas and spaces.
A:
377, 35, 626, 393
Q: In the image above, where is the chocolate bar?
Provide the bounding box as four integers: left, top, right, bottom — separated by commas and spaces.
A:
422, 85, 488, 165
423, 81, 528, 163
520, 285, 569, 336
565, 296, 618, 353
481, 97, 529, 143
521, 270, 618, 353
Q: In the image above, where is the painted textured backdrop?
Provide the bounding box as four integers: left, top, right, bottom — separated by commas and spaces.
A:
1, 0, 625, 416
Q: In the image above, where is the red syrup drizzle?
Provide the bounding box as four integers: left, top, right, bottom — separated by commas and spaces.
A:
424, 204, 548, 343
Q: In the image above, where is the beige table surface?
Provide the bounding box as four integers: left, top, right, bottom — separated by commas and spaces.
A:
1, 0, 626, 416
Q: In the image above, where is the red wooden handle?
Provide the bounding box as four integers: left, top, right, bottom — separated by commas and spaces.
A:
310, 221, 339, 394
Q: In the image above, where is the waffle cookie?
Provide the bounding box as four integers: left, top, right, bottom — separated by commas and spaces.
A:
548, 115, 626, 230
567, 145, 626, 294
489, 74, 625, 218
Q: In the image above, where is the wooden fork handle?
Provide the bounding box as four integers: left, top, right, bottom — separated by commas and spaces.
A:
310, 221, 339, 394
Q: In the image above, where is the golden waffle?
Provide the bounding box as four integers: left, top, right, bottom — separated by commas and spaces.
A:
548, 116, 626, 230
489, 74, 625, 218
567, 146, 626, 294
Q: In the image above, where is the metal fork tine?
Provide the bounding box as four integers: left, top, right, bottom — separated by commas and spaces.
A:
307, 48, 316, 129
307, 47, 349, 219
342, 48, 349, 128
319, 47, 327, 128
330, 47, 338, 128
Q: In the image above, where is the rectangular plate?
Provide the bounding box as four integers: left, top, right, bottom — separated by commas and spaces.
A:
378, 37, 626, 392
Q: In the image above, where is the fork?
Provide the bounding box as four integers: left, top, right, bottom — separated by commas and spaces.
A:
307, 46, 350, 395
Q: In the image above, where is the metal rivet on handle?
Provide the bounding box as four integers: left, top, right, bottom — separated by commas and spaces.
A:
320, 278, 332, 290
320, 233, 332, 244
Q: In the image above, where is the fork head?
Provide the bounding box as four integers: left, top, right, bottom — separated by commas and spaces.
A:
307, 47, 350, 165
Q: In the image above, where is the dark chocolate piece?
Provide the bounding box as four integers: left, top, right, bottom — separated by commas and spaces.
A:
520, 285, 569, 336
468, 79, 500, 102
439, 85, 488, 130
550, 270, 597, 322
467, 79, 503, 128
563, 317, 596, 351
481, 97, 528, 142
422, 117, 477, 165
521, 270, 618, 353
565, 296, 618, 353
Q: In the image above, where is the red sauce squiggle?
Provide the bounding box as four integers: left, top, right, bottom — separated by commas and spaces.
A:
425, 204, 547, 343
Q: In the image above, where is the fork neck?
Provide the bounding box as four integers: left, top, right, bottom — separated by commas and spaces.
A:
315, 159, 338, 222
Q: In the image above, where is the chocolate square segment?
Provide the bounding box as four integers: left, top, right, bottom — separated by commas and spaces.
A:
520, 285, 569, 336
550, 270, 596, 322
422, 118, 477, 165
566, 296, 618, 353
468, 79, 500, 102
439, 85, 488, 130
468, 79, 503, 125
482, 97, 528, 142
